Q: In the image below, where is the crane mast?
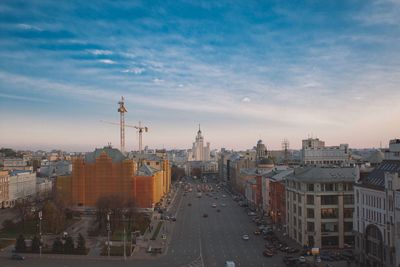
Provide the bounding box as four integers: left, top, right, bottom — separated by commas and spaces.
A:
117, 96, 127, 153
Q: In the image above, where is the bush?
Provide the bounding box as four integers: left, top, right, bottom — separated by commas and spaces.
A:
64, 236, 75, 254
52, 237, 63, 253
15, 234, 27, 252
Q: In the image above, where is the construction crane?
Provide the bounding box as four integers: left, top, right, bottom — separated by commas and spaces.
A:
118, 96, 127, 153
100, 120, 149, 154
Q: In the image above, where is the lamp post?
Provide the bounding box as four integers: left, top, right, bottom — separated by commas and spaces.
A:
123, 213, 126, 261
107, 213, 110, 257
38, 210, 42, 258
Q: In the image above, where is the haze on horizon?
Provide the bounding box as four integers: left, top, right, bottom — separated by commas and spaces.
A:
0, 1, 399, 152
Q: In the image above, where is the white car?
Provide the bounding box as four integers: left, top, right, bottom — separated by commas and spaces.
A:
242, 234, 250, 240
299, 256, 306, 263
211, 203, 217, 208
221, 203, 226, 207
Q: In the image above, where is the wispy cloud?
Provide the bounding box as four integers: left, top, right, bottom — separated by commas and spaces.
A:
16, 23, 43, 31
98, 59, 116, 64
87, 49, 113, 55
122, 67, 145, 74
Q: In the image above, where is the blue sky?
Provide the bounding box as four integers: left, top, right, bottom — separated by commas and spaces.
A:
0, 0, 399, 151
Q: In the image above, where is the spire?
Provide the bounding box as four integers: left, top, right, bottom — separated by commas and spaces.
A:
198, 124, 201, 134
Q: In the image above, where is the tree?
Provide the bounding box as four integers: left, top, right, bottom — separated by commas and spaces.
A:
52, 237, 63, 254
76, 233, 86, 255
14, 199, 32, 231
15, 234, 27, 252
0, 148, 17, 157
31, 235, 40, 252
42, 200, 65, 234
2, 219, 16, 231
64, 236, 75, 254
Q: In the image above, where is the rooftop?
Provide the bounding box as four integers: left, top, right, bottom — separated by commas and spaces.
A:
358, 160, 400, 189
85, 147, 126, 163
289, 166, 359, 183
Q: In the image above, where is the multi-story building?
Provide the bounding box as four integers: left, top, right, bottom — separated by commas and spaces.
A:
39, 160, 72, 178
286, 166, 358, 248
353, 139, 400, 267
188, 125, 210, 162
2, 158, 33, 171
0, 171, 9, 208
301, 138, 350, 165
56, 146, 171, 209
8, 170, 37, 205
269, 169, 294, 227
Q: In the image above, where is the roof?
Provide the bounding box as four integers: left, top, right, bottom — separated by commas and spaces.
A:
10, 170, 33, 176
366, 150, 384, 164
360, 160, 400, 189
289, 166, 359, 183
85, 147, 126, 163
137, 164, 159, 176
270, 169, 294, 181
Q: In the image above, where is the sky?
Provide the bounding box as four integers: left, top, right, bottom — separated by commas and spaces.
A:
0, 0, 399, 152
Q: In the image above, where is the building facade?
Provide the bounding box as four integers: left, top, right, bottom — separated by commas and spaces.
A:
301, 138, 350, 165
286, 166, 358, 248
188, 125, 210, 162
353, 139, 400, 267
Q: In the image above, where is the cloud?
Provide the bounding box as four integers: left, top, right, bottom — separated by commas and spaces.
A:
17, 24, 43, 31
122, 67, 145, 74
241, 97, 251, 103
87, 49, 113, 55
98, 59, 116, 64
153, 78, 164, 83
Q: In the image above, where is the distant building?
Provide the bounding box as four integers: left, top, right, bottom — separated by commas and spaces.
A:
256, 140, 267, 161
353, 139, 400, 267
8, 170, 37, 206
188, 125, 210, 162
2, 158, 32, 171
301, 138, 350, 165
39, 160, 72, 178
0, 171, 9, 208
286, 166, 358, 248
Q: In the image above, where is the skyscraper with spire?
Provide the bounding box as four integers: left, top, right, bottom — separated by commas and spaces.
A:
188, 124, 210, 162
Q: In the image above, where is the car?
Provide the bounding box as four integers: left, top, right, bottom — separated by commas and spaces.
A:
263, 250, 273, 257
222, 194, 226, 198
299, 256, 306, 263
247, 211, 256, 216
211, 203, 217, 208
242, 234, 250, 240
203, 213, 208, 218
11, 254, 25, 260
188, 203, 192, 206
316, 256, 321, 263
253, 230, 261, 235
170, 216, 177, 221
221, 203, 226, 207
217, 209, 221, 212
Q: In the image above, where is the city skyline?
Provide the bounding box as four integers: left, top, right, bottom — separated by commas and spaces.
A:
1, 1, 399, 151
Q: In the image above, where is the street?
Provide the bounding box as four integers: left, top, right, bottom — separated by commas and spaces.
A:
0, 179, 286, 267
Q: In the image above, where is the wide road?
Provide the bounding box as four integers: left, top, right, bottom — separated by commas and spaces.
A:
0, 179, 286, 267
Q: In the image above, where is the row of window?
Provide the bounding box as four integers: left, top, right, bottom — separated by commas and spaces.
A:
288, 182, 354, 192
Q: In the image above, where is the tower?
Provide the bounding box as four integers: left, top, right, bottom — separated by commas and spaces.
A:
118, 96, 127, 153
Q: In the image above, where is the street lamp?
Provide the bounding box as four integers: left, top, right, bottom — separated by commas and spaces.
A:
38, 211, 42, 258
123, 213, 126, 261
107, 213, 111, 257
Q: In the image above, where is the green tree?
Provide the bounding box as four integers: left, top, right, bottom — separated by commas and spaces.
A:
31, 235, 40, 252
64, 236, 75, 254
76, 233, 86, 255
52, 237, 63, 253
15, 234, 27, 252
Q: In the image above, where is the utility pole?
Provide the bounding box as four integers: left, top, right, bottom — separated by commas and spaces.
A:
118, 96, 127, 153
123, 213, 126, 261
107, 213, 111, 257
39, 211, 42, 258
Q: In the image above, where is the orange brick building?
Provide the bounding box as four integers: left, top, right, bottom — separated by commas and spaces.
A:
56, 147, 171, 209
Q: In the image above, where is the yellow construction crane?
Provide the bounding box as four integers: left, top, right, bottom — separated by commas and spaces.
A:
100, 120, 149, 154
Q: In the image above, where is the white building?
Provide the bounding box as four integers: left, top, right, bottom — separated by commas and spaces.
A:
8, 170, 36, 205
301, 138, 350, 165
188, 125, 210, 162
36, 177, 53, 199
286, 166, 358, 249
353, 139, 400, 267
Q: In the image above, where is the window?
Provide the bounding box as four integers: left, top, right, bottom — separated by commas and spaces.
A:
307, 184, 314, 192
321, 208, 338, 219
321, 195, 338, 205
307, 222, 314, 232
344, 208, 353, 218
298, 194, 302, 203
322, 236, 339, 247
344, 195, 354, 205
307, 195, 314, 205
321, 222, 338, 232
344, 222, 353, 232
344, 183, 353, 191
307, 208, 314, 219
293, 204, 297, 213
322, 183, 335, 191
298, 207, 302, 216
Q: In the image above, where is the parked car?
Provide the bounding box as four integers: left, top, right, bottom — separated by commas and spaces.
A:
263, 249, 273, 257
11, 254, 25, 260
299, 256, 306, 263
253, 230, 261, 235
242, 234, 250, 240
203, 213, 208, 218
